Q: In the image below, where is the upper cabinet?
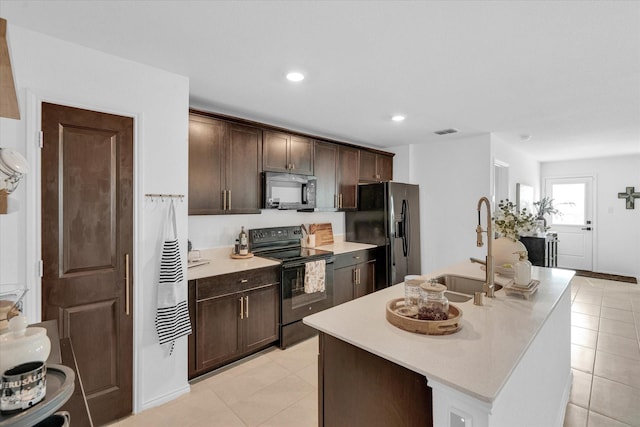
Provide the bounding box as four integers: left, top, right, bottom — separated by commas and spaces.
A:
359, 150, 393, 183
337, 146, 359, 210
189, 113, 262, 215
314, 141, 338, 209
263, 131, 314, 175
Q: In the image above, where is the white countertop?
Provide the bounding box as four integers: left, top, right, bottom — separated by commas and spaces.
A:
186, 238, 376, 280
187, 247, 280, 280
304, 261, 574, 403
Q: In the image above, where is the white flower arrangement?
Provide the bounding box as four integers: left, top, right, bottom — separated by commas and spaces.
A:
492, 199, 536, 241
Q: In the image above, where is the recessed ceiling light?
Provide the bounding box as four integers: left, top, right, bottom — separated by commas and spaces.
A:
391, 115, 405, 122
286, 72, 305, 82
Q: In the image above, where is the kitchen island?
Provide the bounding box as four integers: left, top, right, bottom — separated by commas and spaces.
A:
304, 261, 574, 427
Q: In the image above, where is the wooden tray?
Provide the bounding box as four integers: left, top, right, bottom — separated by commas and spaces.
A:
386, 298, 462, 335
230, 253, 254, 259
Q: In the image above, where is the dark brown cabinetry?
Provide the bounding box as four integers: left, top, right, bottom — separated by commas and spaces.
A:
333, 249, 376, 306
263, 130, 314, 175
337, 146, 359, 210
359, 150, 393, 182
188, 266, 280, 379
319, 333, 433, 427
188, 113, 262, 215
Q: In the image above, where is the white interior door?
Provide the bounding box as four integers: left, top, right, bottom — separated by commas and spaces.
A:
544, 176, 594, 271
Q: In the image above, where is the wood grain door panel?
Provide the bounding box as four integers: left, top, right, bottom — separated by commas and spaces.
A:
314, 141, 337, 209
188, 116, 226, 214
289, 136, 313, 175
263, 130, 289, 173
196, 294, 242, 370
337, 146, 359, 210
227, 123, 262, 213
244, 285, 279, 352
42, 102, 133, 425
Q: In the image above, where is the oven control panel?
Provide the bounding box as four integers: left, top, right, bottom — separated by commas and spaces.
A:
249, 226, 303, 247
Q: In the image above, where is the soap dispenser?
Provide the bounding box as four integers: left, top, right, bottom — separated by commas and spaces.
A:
513, 251, 532, 287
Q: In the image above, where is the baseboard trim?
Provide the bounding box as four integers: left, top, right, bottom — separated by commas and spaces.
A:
137, 383, 190, 413
572, 270, 637, 284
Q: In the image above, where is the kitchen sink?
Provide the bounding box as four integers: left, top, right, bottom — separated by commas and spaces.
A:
433, 274, 503, 302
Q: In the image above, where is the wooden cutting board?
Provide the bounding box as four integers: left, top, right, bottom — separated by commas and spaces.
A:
312, 223, 334, 246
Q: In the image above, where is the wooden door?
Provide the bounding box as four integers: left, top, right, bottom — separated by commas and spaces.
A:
333, 267, 354, 306
196, 293, 242, 371
359, 150, 377, 182
188, 115, 226, 214
41, 102, 133, 425
243, 284, 279, 353
314, 141, 338, 209
376, 154, 393, 181
289, 136, 313, 175
354, 261, 375, 299
226, 123, 262, 213
263, 130, 289, 173
337, 146, 359, 210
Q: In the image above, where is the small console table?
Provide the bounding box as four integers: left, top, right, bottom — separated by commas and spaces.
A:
520, 234, 558, 267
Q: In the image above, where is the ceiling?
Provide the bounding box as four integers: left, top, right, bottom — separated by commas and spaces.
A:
1, 0, 639, 162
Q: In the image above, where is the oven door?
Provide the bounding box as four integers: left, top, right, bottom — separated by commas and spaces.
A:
281, 258, 334, 325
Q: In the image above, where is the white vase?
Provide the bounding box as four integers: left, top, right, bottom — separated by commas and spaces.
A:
493, 237, 527, 268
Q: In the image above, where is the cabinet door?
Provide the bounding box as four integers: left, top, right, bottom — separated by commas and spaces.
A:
188, 115, 226, 214
289, 135, 314, 175
354, 261, 376, 299
376, 154, 393, 181
359, 150, 377, 182
337, 146, 359, 210
244, 284, 280, 353
314, 141, 338, 209
196, 293, 242, 372
263, 130, 290, 173
226, 123, 262, 213
333, 266, 355, 306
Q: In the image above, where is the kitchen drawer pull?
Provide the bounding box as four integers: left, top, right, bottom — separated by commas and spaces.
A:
222, 190, 227, 211
228, 190, 232, 210
354, 256, 361, 260
239, 297, 244, 319
245, 296, 249, 318
240, 279, 248, 283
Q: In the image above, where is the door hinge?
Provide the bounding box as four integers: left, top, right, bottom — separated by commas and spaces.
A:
38, 259, 44, 278
38, 131, 43, 148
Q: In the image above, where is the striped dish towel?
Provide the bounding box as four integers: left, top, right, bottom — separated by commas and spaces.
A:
155, 200, 192, 354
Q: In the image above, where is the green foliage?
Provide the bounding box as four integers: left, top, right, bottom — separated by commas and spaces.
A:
492, 199, 536, 241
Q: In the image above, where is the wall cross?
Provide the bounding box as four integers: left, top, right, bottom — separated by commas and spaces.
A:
618, 186, 640, 209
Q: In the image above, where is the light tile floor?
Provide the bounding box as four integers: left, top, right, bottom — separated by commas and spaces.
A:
110, 275, 640, 427
564, 276, 640, 427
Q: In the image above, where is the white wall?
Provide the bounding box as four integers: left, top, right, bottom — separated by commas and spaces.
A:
0, 25, 190, 412
491, 134, 541, 203
409, 134, 493, 272
189, 210, 345, 249
541, 155, 640, 280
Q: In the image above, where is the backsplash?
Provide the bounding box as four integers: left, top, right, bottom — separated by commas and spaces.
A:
188, 210, 345, 250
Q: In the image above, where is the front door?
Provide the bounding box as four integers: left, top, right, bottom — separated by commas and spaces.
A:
544, 176, 594, 271
41, 102, 134, 425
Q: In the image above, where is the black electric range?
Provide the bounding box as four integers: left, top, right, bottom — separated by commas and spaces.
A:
249, 226, 334, 348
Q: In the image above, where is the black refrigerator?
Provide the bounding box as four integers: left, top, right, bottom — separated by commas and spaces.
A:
345, 182, 421, 289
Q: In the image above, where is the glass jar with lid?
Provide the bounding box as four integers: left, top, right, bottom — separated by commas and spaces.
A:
418, 281, 449, 321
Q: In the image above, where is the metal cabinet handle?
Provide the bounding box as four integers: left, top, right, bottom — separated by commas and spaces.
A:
354, 256, 361, 260
245, 296, 249, 318
334, 194, 338, 209
240, 279, 248, 283
228, 190, 231, 210
581, 227, 592, 231
125, 254, 130, 316
239, 297, 244, 319
356, 268, 361, 285
223, 190, 227, 211
339, 194, 343, 208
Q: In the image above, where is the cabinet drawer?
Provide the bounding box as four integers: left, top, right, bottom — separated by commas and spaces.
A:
196, 266, 280, 301
334, 249, 376, 269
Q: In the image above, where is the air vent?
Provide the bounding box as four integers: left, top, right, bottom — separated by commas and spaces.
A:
434, 128, 459, 135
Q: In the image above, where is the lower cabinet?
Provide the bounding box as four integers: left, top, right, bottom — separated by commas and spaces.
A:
333, 249, 376, 306
188, 266, 280, 379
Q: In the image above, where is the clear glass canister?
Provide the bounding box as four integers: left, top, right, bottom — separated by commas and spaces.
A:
404, 275, 424, 308
418, 281, 449, 321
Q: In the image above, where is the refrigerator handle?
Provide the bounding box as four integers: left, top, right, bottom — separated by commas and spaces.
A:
402, 199, 409, 257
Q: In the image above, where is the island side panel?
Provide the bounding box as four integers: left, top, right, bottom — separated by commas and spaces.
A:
319, 332, 433, 427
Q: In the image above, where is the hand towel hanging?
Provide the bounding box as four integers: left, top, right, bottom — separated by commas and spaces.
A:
155, 200, 192, 354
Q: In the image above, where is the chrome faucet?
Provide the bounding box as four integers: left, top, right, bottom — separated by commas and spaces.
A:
474, 197, 495, 298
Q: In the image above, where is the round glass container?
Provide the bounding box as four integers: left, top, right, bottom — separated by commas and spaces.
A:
418, 281, 449, 321
404, 275, 424, 308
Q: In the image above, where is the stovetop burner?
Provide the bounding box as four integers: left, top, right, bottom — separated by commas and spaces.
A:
249, 225, 334, 264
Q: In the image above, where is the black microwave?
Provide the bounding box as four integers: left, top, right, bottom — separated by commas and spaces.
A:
263, 172, 317, 210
